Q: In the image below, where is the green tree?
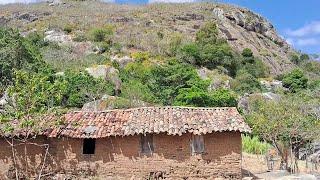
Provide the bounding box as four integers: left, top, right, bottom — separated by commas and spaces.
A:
148, 60, 209, 105
246, 95, 320, 171
178, 43, 201, 65
0, 28, 50, 93
282, 69, 308, 92
178, 22, 237, 76
57, 70, 114, 108
231, 70, 261, 94
241, 48, 254, 58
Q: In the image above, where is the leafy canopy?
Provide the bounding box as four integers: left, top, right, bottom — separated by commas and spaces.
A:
0, 28, 51, 93
282, 68, 308, 92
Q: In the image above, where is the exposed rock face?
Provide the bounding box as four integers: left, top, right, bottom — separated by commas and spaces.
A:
10, 11, 51, 23
0, 16, 8, 27
44, 30, 72, 44
85, 65, 122, 94
0, 92, 8, 111
111, 55, 134, 68
0, 2, 297, 75
197, 68, 231, 91
212, 5, 295, 74
260, 80, 283, 91
238, 92, 281, 112
0, 91, 15, 114
82, 95, 116, 111
174, 13, 204, 21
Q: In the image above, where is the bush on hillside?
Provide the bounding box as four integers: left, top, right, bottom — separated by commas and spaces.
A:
147, 60, 209, 105
57, 70, 114, 107
231, 70, 261, 94
0, 28, 52, 93
241, 48, 254, 58
174, 88, 237, 107
178, 43, 201, 65
282, 69, 308, 92
89, 25, 114, 43
178, 22, 236, 76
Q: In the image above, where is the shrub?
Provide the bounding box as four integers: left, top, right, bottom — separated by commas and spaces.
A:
7, 70, 114, 110
282, 68, 308, 92
302, 60, 320, 75
199, 43, 234, 69
178, 43, 201, 65
0, 28, 51, 92
174, 86, 212, 107
63, 24, 73, 34
25, 32, 48, 48
242, 58, 268, 78
7, 70, 66, 114
290, 53, 309, 65
300, 54, 310, 61
231, 70, 261, 94
168, 33, 183, 56
174, 88, 237, 107
147, 60, 209, 105
242, 135, 271, 155
209, 89, 237, 107
242, 48, 253, 58
89, 25, 114, 43
131, 51, 150, 62
73, 32, 88, 42
195, 22, 221, 45
177, 22, 237, 76
121, 80, 155, 103
290, 54, 300, 64
58, 70, 114, 107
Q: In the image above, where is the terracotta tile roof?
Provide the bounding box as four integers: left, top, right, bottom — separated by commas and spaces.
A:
48, 106, 251, 138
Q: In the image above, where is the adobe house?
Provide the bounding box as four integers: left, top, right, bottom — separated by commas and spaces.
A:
0, 106, 251, 179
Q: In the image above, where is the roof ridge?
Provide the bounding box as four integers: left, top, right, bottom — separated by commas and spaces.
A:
72, 106, 237, 113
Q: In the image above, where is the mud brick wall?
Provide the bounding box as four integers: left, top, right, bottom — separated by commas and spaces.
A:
0, 132, 241, 179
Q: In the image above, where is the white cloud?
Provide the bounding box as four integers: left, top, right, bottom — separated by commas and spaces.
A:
149, 0, 195, 3
286, 21, 320, 37
296, 38, 320, 46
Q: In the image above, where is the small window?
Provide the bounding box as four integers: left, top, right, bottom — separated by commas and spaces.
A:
191, 135, 204, 154
140, 134, 154, 154
83, 138, 96, 154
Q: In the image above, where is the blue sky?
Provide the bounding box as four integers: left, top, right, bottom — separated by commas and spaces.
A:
1, 0, 319, 54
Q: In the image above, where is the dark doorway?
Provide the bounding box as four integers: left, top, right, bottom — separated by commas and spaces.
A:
83, 138, 96, 154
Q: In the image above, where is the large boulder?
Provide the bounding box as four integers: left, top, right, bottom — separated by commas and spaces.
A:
44, 30, 72, 44
0, 91, 15, 114
197, 68, 231, 91
85, 65, 121, 94
111, 55, 134, 68
238, 92, 281, 113
260, 80, 283, 91
0, 92, 8, 107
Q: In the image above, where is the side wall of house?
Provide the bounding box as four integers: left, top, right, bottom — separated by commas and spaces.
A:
0, 136, 47, 179
0, 132, 241, 179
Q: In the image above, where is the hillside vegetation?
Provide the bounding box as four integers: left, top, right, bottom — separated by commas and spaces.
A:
0, 1, 320, 174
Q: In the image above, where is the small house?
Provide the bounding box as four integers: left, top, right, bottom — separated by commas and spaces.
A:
0, 106, 251, 179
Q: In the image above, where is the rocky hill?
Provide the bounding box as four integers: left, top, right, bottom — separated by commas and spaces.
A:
0, 1, 296, 75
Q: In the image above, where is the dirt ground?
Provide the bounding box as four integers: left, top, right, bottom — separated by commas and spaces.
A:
242, 153, 320, 179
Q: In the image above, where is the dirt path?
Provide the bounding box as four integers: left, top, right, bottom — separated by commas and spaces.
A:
242, 153, 320, 179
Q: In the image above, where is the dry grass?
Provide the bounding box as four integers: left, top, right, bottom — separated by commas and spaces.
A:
242, 153, 320, 176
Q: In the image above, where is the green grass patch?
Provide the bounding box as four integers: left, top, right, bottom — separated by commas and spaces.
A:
242, 135, 271, 155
